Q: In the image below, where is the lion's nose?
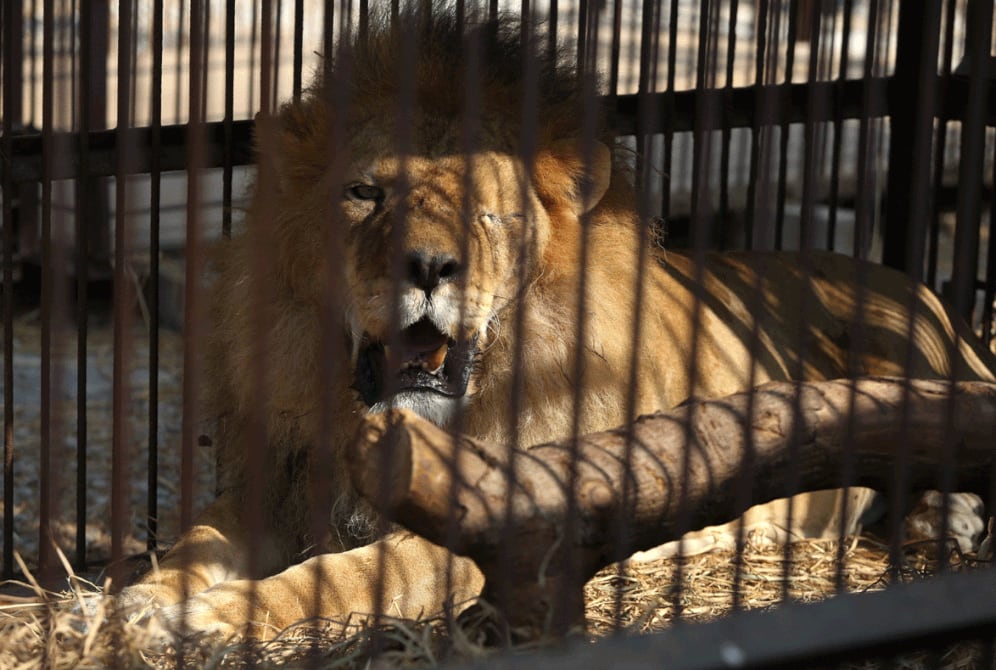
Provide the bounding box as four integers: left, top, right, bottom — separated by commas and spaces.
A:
406, 250, 462, 294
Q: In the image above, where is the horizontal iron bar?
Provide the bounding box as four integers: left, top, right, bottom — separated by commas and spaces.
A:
2, 120, 256, 183
1, 76, 992, 183
465, 567, 996, 670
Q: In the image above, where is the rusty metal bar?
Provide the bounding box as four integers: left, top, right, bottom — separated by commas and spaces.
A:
798, 0, 825, 249
73, 0, 92, 571
690, 0, 719, 241
658, 0, 676, 220
717, 0, 740, 249
984, 139, 996, 348
0, 78, 930, 185
147, 0, 164, 554
607, 0, 622, 95
852, 0, 882, 262
882, 0, 943, 280
826, 0, 854, 250
182, 0, 207, 535
1, 0, 18, 583
773, 1, 796, 251
38, 0, 56, 580
948, 0, 994, 322
272, 0, 283, 110
744, 0, 776, 249
927, 0, 959, 291
223, 0, 235, 239
110, 0, 136, 574
293, 0, 303, 98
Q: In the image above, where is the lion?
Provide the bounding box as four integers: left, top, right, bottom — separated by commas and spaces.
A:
118, 10, 995, 639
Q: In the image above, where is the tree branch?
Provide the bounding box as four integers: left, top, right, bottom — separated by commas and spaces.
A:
349, 377, 996, 637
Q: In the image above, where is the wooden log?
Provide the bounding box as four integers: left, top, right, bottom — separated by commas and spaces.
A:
348, 377, 996, 638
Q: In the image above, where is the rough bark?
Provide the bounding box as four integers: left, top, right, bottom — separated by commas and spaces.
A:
349, 377, 996, 638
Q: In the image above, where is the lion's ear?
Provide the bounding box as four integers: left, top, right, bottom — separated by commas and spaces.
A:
253, 104, 329, 194
534, 139, 612, 216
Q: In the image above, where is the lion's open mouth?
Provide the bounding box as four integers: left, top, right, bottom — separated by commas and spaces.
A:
353, 318, 478, 407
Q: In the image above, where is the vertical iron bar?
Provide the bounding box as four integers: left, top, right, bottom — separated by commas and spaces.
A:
1, 0, 18, 582
111, 0, 136, 575
660, 0, 678, 220
773, 1, 795, 251
691, 0, 719, 244
559, 0, 605, 634
984, 138, 996, 348
608, 0, 622, 94
547, 0, 558, 62
948, 0, 993, 321
927, 0, 958, 291
744, 0, 771, 249
882, 0, 943, 281
74, 0, 93, 572
182, 0, 207, 535
826, 0, 853, 250
359, 0, 370, 41
853, 0, 881, 262
717, 0, 739, 250
322, 1, 333, 81
799, 1, 824, 248
38, 0, 55, 580
223, 0, 235, 239
129, 0, 139, 123
292, 0, 303, 99
30, 0, 38, 125
147, 0, 164, 553
174, 0, 185, 122
70, 0, 77, 130
611, 0, 657, 625
243, 0, 275, 645
495, 8, 542, 644
202, 0, 211, 123
249, 0, 258, 111
576, 0, 588, 78
272, 0, 283, 110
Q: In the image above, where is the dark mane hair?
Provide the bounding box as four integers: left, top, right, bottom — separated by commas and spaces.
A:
313, 6, 607, 151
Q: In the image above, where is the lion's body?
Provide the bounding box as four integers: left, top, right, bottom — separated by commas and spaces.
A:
121, 11, 996, 638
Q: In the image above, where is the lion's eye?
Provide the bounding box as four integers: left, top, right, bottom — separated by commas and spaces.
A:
345, 183, 384, 201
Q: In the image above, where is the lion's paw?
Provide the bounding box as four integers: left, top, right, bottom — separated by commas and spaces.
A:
905, 491, 986, 554
114, 582, 245, 647
154, 594, 243, 641
116, 583, 176, 622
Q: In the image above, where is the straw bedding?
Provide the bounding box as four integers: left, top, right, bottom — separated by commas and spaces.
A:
1, 315, 992, 669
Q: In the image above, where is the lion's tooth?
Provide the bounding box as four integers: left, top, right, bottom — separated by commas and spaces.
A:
426, 343, 448, 373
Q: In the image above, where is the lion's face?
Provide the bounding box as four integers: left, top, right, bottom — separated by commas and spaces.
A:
341, 151, 552, 426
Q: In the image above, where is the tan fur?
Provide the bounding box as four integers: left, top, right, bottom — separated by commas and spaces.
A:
120, 11, 996, 639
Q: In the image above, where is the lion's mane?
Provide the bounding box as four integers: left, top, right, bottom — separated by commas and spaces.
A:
201, 9, 639, 560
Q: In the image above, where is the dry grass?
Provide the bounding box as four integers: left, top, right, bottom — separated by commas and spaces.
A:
1, 535, 991, 669
3, 316, 995, 668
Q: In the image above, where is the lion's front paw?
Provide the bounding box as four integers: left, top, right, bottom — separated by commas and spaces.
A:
155, 594, 243, 641
116, 582, 247, 647
116, 583, 178, 622
152, 582, 282, 641
905, 491, 986, 554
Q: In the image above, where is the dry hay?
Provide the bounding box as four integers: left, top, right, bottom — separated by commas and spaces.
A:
2, 304, 994, 668
1, 535, 991, 669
